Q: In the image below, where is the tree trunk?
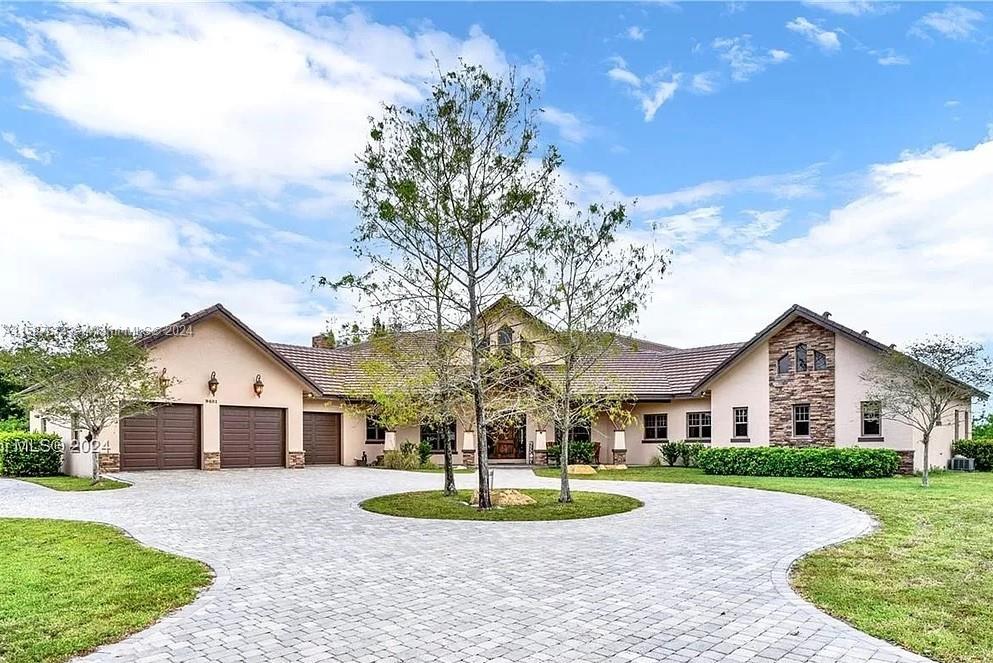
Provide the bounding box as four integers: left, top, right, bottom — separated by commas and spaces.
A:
559, 406, 572, 503
921, 434, 930, 488
442, 438, 457, 496
466, 266, 491, 509
90, 434, 101, 483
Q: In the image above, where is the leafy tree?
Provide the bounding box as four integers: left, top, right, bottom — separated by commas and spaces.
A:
972, 411, 993, 439
528, 200, 666, 502
0, 323, 166, 481
332, 64, 560, 507
863, 336, 990, 487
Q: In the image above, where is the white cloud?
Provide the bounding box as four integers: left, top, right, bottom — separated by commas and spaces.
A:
786, 17, 842, 52
730, 209, 789, 242
910, 5, 985, 41
638, 139, 993, 347
0, 36, 29, 61
5, 4, 537, 193
690, 72, 719, 95
802, 1, 888, 16
653, 207, 724, 246
713, 36, 791, 82
636, 166, 820, 213
1, 131, 52, 164
541, 106, 591, 144
945, 99, 960, 108
606, 58, 681, 122
626, 26, 647, 41
875, 49, 910, 66
0, 161, 334, 341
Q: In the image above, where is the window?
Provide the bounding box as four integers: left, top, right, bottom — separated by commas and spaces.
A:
965, 411, 971, 439
365, 417, 387, 444
554, 423, 591, 445
814, 350, 827, 370
777, 353, 791, 375
793, 404, 810, 437
497, 325, 514, 351
477, 335, 490, 354
861, 401, 881, 437
687, 412, 711, 439
795, 343, 808, 372
644, 413, 668, 441
421, 420, 457, 453
733, 407, 749, 438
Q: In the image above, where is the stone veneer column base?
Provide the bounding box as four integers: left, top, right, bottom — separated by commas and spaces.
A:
533, 450, 548, 465
895, 450, 915, 475
612, 449, 627, 465
462, 450, 476, 467
202, 452, 221, 471
288, 451, 305, 469
98, 452, 120, 473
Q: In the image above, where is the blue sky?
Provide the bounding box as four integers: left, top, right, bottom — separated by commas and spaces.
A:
1, 1, 991, 350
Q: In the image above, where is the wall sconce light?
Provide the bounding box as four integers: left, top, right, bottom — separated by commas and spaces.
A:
207, 371, 219, 395
253, 374, 264, 398
158, 368, 169, 394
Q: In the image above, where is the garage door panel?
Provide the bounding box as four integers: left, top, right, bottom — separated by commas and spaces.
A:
120, 404, 200, 471
220, 406, 285, 468
303, 412, 341, 465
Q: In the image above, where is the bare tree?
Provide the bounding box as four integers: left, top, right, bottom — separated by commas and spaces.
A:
332, 64, 560, 508
1, 323, 166, 481
863, 336, 990, 487
528, 200, 667, 502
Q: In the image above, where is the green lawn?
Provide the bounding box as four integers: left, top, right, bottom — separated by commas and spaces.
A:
0, 519, 212, 663
361, 488, 642, 521
534, 466, 993, 663
16, 475, 129, 492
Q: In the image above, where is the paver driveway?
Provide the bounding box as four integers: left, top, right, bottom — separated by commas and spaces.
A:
0, 468, 930, 663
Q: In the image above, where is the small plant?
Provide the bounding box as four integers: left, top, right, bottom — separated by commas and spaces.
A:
382, 446, 420, 471
680, 442, 706, 468
659, 441, 683, 467
547, 438, 597, 465
417, 440, 433, 466
648, 454, 662, 467
0, 417, 28, 433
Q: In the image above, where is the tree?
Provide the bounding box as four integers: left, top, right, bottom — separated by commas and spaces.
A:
0, 361, 27, 425
528, 200, 667, 502
974, 411, 993, 439
863, 336, 990, 487
333, 64, 560, 508
0, 323, 166, 481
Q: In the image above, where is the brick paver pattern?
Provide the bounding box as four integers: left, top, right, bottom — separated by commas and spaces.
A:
0, 468, 932, 663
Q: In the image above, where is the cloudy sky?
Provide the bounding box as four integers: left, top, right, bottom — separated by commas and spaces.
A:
1, 2, 991, 350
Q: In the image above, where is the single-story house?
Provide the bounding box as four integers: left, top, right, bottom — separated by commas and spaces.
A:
36, 299, 982, 476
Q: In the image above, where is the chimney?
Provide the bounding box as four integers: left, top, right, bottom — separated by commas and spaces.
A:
181, 312, 190, 318
822, 311, 831, 319
312, 333, 334, 349
861, 330, 870, 336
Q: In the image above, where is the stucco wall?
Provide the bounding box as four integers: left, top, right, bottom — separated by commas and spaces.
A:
620, 398, 714, 465
709, 341, 770, 446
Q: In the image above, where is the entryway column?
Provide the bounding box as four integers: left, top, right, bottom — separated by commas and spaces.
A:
462, 430, 476, 466
533, 429, 548, 465
202, 400, 221, 470
611, 429, 627, 465
383, 430, 397, 451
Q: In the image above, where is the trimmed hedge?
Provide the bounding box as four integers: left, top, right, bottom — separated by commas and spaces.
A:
952, 439, 993, 471
547, 438, 596, 465
0, 431, 63, 477
696, 446, 899, 479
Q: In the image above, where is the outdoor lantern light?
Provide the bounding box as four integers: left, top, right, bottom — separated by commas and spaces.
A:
207, 371, 219, 395
253, 374, 264, 398
158, 368, 169, 394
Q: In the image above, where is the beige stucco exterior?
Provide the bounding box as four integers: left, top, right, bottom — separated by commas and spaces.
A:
708, 341, 771, 447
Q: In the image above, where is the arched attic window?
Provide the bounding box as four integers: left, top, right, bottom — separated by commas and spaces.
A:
777, 353, 791, 374
814, 350, 828, 370
795, 343, 808, 371
497, 325, 514, 353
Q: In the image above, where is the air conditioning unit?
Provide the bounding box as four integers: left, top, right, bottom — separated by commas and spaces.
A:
948, 455, 975, 472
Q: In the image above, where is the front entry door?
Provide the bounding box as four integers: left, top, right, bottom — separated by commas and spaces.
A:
487, 416, 525, 460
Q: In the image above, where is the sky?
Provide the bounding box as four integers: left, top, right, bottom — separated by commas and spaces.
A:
0, 1, 991, 351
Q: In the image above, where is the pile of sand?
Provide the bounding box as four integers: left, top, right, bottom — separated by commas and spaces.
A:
469, 489, 538, 507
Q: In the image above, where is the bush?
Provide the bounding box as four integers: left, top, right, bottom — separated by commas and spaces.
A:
681, 443, 706, 468
417, 440, 433, 466
0, 417, 28, 433
382, 446, 420, 471
952, 439, 993, 471
547, 438, 596, 465
659, 441, 683, 467
0, 431, 63, 477
696, 446, 899, 479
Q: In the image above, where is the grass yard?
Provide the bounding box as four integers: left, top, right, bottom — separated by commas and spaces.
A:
0, 519, 212, 663
16, 475, 129, 491
534, 466, 993, 663
361, 488, 642, 521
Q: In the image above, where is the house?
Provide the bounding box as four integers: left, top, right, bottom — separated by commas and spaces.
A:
38, 300, 981, 477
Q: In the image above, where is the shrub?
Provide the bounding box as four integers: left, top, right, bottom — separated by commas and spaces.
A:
952, 439, 993, 471
547, 438, 596, 465
0, 431, 63, 477
382, 446, 420, 471
681, 443, 706, 468
696, 446, 899, 479
659, 441, 683, 467
0, 417, 28, 433
417, 440, 433, 466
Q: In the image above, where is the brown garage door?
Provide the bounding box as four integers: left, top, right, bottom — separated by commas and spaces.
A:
220, 406, 285, 468
120, 404, 200, 471
303, 412, 341, 465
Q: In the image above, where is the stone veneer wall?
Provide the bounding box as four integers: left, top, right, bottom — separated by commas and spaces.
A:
768, 318, 836, 447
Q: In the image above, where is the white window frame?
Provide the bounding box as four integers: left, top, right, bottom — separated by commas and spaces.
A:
733, 407, 749, 439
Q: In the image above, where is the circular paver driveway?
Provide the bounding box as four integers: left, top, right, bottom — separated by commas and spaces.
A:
0, 468, 930, 663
